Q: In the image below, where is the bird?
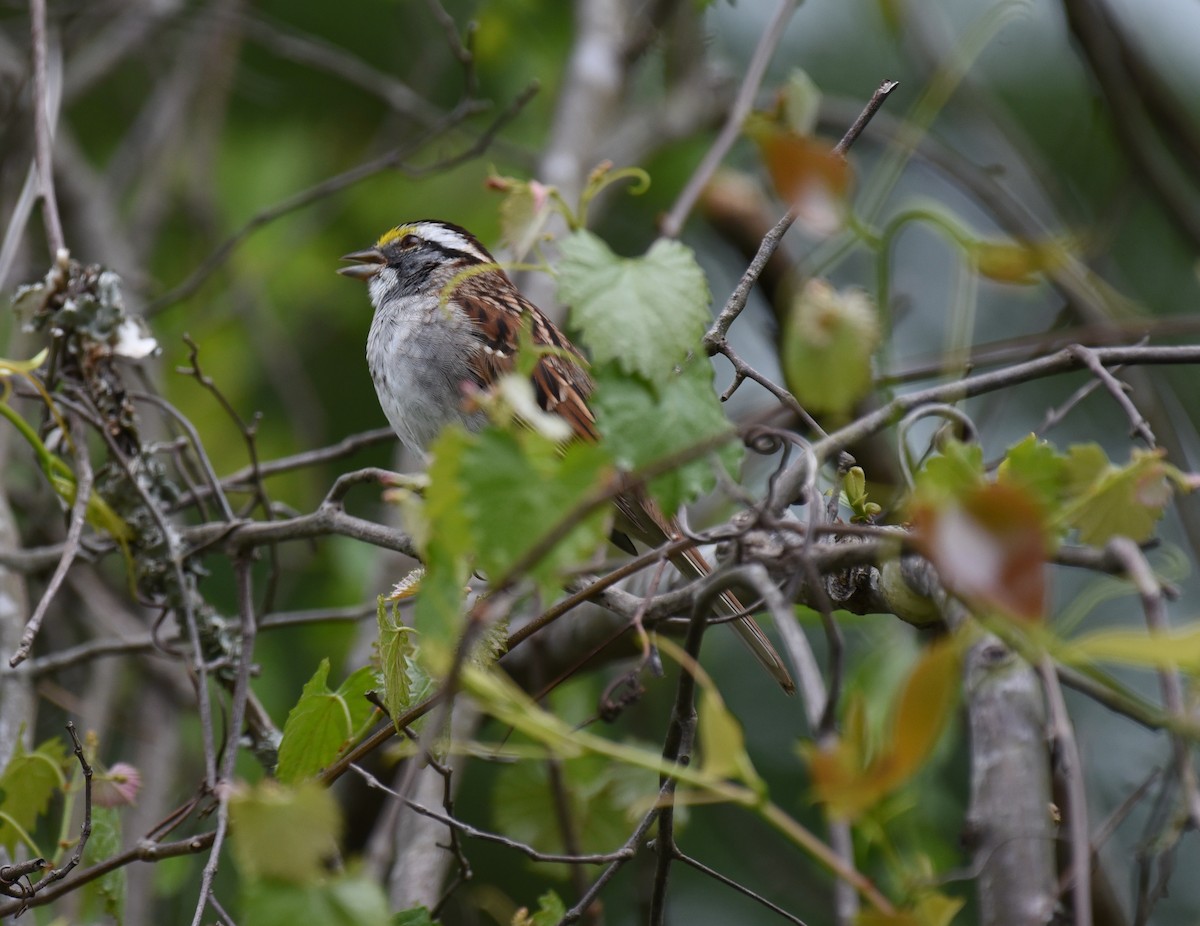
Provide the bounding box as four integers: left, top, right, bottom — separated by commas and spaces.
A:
338, 219, 795, 694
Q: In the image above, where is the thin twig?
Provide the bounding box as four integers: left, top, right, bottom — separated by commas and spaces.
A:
775, 343, 1200, 509
562, 783, 671, 923
350, 763, 630, 865
1107, 537, 1200, 826
649, 563, 726, 924
1038, 657, 1092, 926
30, 0, 64, 255
831, 79, 899, 157
9, 415, 93, 667
28, 723, 92, 897
1067, 344, 1156, 445
130, 391, 235, 522
697, 79, 896, 312
190, 555, 259, 926
660, 0, 800, 238
147, 85, 536, 314
674, 850, 810, 925
0, 830, 217, 917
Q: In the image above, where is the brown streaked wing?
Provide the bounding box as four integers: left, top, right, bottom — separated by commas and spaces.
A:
453, 274, 598, 441
525, 296, 597, 440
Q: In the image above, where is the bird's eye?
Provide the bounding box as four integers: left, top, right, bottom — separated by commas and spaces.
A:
398, 234, 420, 249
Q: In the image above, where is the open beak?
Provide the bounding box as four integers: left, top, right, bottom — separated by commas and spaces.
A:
338, 248, 386, 280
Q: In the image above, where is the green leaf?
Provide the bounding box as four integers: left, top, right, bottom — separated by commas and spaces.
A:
513, 890, 567, 926
1062, 624, 1200, 671
911, 439, 985, 507
276, 660, 373, 784
1062, 443, 1109, 496
377, 601, 434, 728
415, 428, 475, 644
242, 870, 390, 926
804, 639, 961, 820
698, 688, 762, 789
460, 428, 611, 591
782, 279, 879, 418
591, 359, 741, 514
1060, 445, 1172, 544
843, 465, 882, 522
493, 753, 658, 863
0, 735, 69, 853
393, 906, 438, 926
339, 665, 382, 734
997, 434, 1068, 513
81, 806, 124, 922
557, 231, 710, 384
230, 780, 341, 883
780, 68, 822, 136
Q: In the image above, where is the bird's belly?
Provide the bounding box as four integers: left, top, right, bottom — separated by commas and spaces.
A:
367, 310, 481, 456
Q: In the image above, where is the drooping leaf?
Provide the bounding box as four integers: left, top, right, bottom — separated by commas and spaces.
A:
557, 231, 710, 385
880, 638, 962, 786
699, 688, 763, 789
591, 359, 741, 515
747, 125, 851, 236
377, 602, 433, 729
782, 279, 880, 418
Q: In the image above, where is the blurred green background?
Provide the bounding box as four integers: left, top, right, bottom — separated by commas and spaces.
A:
4, 0, 1200, 922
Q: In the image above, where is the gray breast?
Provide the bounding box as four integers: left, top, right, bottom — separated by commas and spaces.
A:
366, 295, 483, 455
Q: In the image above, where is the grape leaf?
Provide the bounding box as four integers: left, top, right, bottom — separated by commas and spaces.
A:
460, 428, 611, 590
276, 660, 377, 784
557, 231, 710, 384
0, 735, 69, 853
997, 434, 1068, 513
377, 602, 433, 729
1061, 445, 1172, 544
591, 359, 741, 515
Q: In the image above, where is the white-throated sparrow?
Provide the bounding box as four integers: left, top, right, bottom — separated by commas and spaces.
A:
339, 219, 794, 693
